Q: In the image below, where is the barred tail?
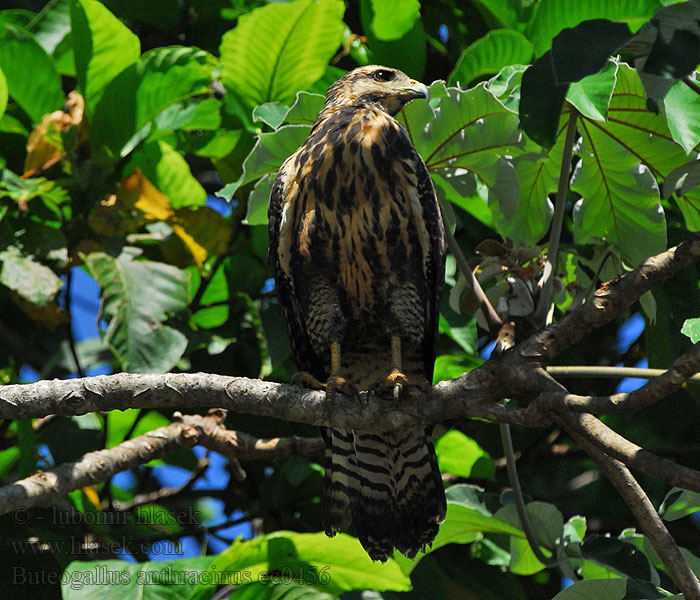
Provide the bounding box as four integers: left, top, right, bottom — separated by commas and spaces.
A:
321, 426, 446, 562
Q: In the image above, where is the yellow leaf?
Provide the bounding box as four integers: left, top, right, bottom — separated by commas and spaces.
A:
81, 486, 102, 510
170, 207, 232, 268
23, 92, 85, 177
117, 168, 174, 222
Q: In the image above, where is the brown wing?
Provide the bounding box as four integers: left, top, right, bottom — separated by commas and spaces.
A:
267, 160, 326, 379
413, 149, 446, 382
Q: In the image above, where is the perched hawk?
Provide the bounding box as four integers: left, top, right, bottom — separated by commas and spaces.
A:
268, 65, 446, 561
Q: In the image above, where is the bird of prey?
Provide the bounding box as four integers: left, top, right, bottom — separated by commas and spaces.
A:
268, 65, 446, 561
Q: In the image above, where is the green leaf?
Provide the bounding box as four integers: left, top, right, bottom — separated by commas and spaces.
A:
661, 486, 700, 520
367, 0, 421, 41
30, 0, 72, 55
230, 582, 334, 600
449, 29, 534, 87
0, 24, 64, 122
566, 60, 618, 122
360, 0, 426, 78
0, 246, 63, 306
528, 0, 661, 58
399, 82, 522, 197
590, 64, 700, 231
70, 0, 140, 114
105, 408, 141, 448
92, 46, 216, 156
84, 247, 189, 373
220, 0, 345, 109
435, 430, 495, 480
432, 353, 482, 383
218, 124, 311, 201
681, 318, 700, 344
580, 535, 657, 581
125, 140, 206, 209
495, 144, 560, 245
551, 20, 633, 84
496, 501, 564, 553
551, 578, 675, 599
284, 92, 326, 125
396, 484, 525, 573
664, 78, 700, 154
663, 159, 700, 199
253, 102, 290, 129
62, 556, 216, 599
520, 51, 569, 148
0, 67, 7, 122
191, 264, 230, 329
244, 174, 274, 226
572, 86, 668, 265
194, 532, 411, 599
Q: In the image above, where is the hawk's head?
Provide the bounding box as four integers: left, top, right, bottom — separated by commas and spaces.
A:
324, 65, 429, 116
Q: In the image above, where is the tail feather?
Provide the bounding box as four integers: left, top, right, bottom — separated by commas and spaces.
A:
321, 426, 446, 561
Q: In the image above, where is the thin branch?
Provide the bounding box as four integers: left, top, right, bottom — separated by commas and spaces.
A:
500, 423, 557, 568
444, 224, 503, 332
541, 341, 700, 413
65, 267, 86, 379
547, 365, 700, 381
0, 412, 324, 516
567, 429, 700, 599
534, 109, 579, 324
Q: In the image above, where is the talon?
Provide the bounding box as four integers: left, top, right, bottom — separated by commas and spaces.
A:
326, 374, 359, 401
375, 370, 430, 399
291, 371, 326, 390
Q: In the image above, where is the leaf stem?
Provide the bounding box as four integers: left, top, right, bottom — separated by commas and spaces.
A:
535, 108, 579, 324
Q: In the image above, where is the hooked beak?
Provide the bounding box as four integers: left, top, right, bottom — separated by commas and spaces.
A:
404, 80, 430, 100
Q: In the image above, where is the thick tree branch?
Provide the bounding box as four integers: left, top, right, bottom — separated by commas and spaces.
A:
0, 412, 324, 516
0, 368, 545, 428
550, 410, 700, 494
569, 431, 700, 599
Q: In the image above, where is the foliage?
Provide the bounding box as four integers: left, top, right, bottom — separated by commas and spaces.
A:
0, 0, 699, 599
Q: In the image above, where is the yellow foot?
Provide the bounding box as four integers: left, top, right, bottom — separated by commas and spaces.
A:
371, 371, 431, 400
290, 371, 359, 400
326, 374, 360, 401
291, 371, 326, 390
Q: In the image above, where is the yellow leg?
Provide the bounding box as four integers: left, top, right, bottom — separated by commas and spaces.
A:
391, 335, 402, 372
331, 341, 342, 376
372, 336, 431, 399
325, 341, 359, 400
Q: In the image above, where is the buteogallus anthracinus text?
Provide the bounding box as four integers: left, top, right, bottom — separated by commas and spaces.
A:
268, 65, 447, 561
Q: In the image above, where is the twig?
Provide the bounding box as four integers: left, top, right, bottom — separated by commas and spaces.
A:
683, 76, 700, 96
65, 268, 86, 378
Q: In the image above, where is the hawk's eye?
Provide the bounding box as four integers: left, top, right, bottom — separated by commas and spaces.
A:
371, 69, 395, 82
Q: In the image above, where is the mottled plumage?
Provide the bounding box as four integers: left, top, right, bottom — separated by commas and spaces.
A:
268, 65, 446, 561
